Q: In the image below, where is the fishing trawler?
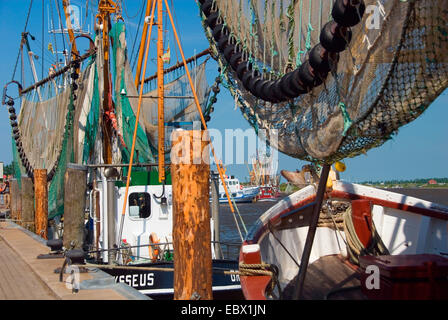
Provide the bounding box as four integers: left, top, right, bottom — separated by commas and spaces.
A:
246, 155, 280, 202
197, 0, 448, 300
217, 175, 259, 203
3, 0, 242, 299
4, 0, 448, 301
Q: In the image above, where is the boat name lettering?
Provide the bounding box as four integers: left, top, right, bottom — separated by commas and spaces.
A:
229, 269, 240, 282
115, 273, 154, 287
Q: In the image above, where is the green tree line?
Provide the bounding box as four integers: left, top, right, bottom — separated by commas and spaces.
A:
360, 178, 448, 185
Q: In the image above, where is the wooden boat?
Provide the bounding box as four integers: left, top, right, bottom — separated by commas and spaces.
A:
239, 180, 448, 300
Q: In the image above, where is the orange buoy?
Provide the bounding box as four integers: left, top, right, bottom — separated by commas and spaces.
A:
149, 232, 160, 262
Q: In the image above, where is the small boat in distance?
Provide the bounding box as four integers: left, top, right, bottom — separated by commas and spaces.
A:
256, 185, 280, 202
218, 176, 259, 203
248, 154, 280, 202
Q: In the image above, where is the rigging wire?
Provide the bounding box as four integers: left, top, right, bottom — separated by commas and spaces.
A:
55, 0, 68, 58
49, 0, 60, 66
11, 0, 34, 81
129, 0, 146, 69
42, 0, 45, 79
170, 0, 180, 64
80, 0, 90, 34
123, 0, 145, 19
33, 38, 58, 66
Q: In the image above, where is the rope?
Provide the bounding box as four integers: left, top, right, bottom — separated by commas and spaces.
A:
129, 0, 146, 69
238, 263, 274, 277
342, 206, 390, 265
296, 0, 304, 66
226, 184, 248, 237
42, 0, 45, 79
267, 222, 300, 269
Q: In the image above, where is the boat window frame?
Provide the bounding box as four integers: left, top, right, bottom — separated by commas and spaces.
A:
128, 192, 152, 220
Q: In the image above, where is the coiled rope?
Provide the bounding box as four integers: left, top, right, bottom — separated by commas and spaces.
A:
342, 206, 389, 265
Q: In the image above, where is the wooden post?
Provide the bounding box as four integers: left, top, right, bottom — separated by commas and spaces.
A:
34, 169, 48, 239
21, 177, 34, 232
172, 130, 212, 300
9, 179, 20, 223
63, 165, 87, 250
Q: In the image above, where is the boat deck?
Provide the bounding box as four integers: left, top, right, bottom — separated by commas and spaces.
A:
282, 255, 366, 300
0, 221, 149, 300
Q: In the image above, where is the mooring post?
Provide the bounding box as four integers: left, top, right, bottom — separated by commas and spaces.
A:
9, 179, 20, 223
21, 176, 34, 232
293, 164, 331, 300
63, 164, 88, 250
172, 129, 212, 300
34, 169, 48, 239
210, 170, 221, 259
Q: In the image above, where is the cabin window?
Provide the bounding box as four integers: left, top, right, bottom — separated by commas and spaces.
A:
129, 193, 151, 219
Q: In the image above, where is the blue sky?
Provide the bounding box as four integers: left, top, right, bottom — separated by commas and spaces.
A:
0, 0, 446, 183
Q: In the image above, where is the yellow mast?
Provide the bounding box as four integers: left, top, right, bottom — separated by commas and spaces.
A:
157, 0, 165, 182
134, 0, 154, 88
62, 0, 79, 60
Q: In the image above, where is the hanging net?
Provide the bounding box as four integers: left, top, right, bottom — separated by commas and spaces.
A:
12, 48, 100, 219
111, 21, 213, 159
198, 0, 448, 164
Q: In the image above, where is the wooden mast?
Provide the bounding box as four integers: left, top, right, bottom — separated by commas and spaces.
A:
157, 0, 165, 182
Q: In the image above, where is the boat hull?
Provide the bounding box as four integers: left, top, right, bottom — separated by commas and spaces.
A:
218, 194, 257, 203
239, 182, 448, 300
101, 259, 243, 300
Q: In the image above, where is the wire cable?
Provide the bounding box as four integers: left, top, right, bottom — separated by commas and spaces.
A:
11, 0, 34, 81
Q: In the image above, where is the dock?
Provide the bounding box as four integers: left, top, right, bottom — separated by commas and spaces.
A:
0, 221, 149, 300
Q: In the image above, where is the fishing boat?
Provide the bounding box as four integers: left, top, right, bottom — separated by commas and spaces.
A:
3, 0, 242, 300
196, 0, 448, 300
217, 175, 259, 203
247, 155, 280, 202
239, 177, 448, 299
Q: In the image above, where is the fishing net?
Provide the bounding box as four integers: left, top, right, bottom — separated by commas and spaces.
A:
111, 21, 212, 159
111, 21, 156, 163
13, 51, 100, 218
199, 0, 448, 164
